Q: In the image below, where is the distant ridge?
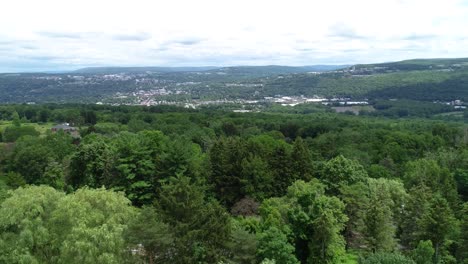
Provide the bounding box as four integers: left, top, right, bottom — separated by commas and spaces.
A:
74, 66, 220, 74
74, 65, 349, 75
353, 57, 468, 71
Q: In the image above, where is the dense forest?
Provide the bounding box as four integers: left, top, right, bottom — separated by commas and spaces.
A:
0, 104, 467, 263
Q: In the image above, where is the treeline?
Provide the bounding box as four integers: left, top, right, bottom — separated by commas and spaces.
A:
0, 104, 467, 263
361, 100, 455, 118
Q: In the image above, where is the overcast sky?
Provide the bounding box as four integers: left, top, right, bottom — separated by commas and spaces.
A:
1, 0, 468, 72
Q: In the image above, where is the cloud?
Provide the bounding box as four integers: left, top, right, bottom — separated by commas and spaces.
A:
1, 0, 468, 72
21, 45, 38, 50
327, 23, 366, 40
37, 31, 85, 39
402, 34, 438, 41
25, 55, 61, 61
111, 32, 151, 41
173, 37, 204, 46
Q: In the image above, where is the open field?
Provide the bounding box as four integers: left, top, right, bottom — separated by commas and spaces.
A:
0, 121, 55, 135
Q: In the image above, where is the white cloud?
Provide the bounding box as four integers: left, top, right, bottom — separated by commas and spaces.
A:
1, 0, 468, 71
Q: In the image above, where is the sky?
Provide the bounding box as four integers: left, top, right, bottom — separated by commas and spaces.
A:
1, 0, 468, 72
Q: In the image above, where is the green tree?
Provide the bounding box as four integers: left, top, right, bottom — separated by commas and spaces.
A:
419, 195, 458, 263
2, 125, 40, 142
320, 155, 368, 195
287, 180, 348, 264
240, 155, 274, 201
41, 159, 65, 189
364, 178, 407, 252
0, 186, 136, 264
112, 132, 157, 205
124, 206, 174, 264
0, 186, 64, 263
0, 171, 26, 189
404, 159, 459, 208
67, 136, 115, 188
456, 202, 468, 263
11, 111, 21, 127
226, 224, 257, 264
361, 252, 416, 264
209, 137, 247, 206
11, 137, 51, 184
340, 182, 369, 249
411, 240, 435, 264
268, 143, 293, 196
156, 175, 231, 263
290, 137, 313, 182
49, 188, 137, 264
156, 136, 205, 181
257, 227, 299, 264
400, 185, 432, 249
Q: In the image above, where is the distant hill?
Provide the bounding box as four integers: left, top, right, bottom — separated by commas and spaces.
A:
74, 66, 220, 74
75, 65, 348, 76
262, 58, 468, 101
1, 58, 467, 103
211, 65, 347, 75
353, 57, 468, 71
301, 65, 350, 72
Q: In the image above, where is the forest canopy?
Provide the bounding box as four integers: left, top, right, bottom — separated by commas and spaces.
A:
0, 104, 467, 264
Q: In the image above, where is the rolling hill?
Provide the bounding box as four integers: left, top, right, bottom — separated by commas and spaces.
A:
0, 58, 467, 103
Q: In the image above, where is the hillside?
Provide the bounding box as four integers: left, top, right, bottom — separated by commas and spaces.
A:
354, 57, 468, 71
261, 58, 468, 101
0, 58, 467, 103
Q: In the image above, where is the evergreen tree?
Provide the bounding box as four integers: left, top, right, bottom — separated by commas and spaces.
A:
419, 195, 458, 262
156, 175, 231, 263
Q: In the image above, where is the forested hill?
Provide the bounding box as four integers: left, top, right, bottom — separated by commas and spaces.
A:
0, 58, 467, 103
354, 57, 468, 71
263, 57, 468, 101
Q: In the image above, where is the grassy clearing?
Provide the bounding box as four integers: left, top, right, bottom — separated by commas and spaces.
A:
0, 121, 55, 135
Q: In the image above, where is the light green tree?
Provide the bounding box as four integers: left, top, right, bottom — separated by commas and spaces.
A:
49, 187, 136, 264
0, 186, 64, 263
364, 178, 408, 252
0, 186, 136, 264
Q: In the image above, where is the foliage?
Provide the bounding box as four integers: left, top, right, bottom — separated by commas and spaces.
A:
0, 103, 466, 263
124, 206, 174, 263
0, 186, 135, 264
361, 252, 416, 264
226, 223, 257, 264
257, 227, 299, 264
411, 240, 435, 264
320, 155, 368, 195
156, 175, 231, 263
